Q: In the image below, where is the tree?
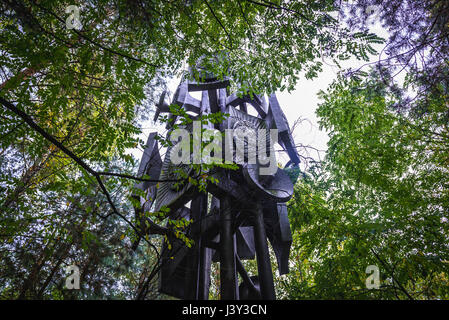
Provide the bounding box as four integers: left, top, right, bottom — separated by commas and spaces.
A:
342, 0, 449, 114
280, 68, 449, 299
273, 0, 449, 300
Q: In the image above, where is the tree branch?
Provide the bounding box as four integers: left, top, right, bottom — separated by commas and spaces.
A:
370, 248, 414, 300
203, 0, 233, 48
0, 96, 168, 243
30, 0, 160, 69
245, 0, 319, 27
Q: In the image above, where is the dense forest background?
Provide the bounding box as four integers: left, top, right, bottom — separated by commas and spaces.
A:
0, 0, 448, 299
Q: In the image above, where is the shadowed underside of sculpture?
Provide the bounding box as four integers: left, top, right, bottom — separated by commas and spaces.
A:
133, 61, 301, 300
